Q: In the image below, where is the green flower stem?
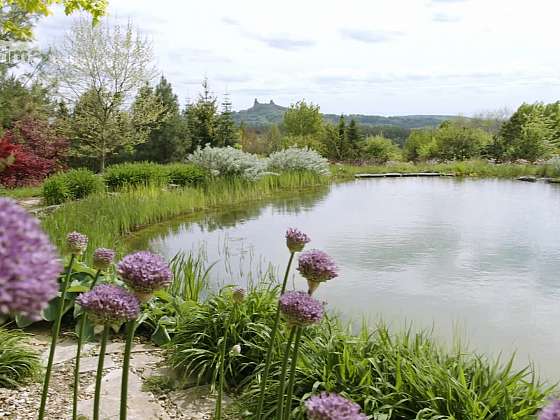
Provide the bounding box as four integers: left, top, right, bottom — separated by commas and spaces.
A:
255, 252, 295, 419
276, 326, 296, 420
120, 319, 137, 420
93, 324, 110, 420
72, 269, 102, 420
283, 326, 303, 420
38, 253, 76, 420
215, 306, 235, 420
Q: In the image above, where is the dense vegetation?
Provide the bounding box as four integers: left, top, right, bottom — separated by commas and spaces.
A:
165, 278, 553, 419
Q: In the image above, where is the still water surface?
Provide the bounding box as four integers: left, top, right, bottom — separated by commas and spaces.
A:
129, 178, 560, 380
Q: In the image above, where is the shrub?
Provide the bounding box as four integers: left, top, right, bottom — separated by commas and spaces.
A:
103, 162, 168, 190
187, 145, 267, 180
43, 169, 104, 205
0, 117, 69, 188
360, 136, 402, 163
166, 164, 207, 186
267, 146, 330, 175
0, 327, 41, 388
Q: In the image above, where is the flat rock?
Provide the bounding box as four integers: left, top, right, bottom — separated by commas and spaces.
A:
41, 340, 94, 365
168, 386, 230, 419
130, 352, 163, 369
78, 370, 170, 419
79, 355, 117, 373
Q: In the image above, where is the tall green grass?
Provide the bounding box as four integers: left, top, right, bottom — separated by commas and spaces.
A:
333, 160, 560, 179
41, 172, 328, 256
0, 327, 42, 388
167, 286, 553, 418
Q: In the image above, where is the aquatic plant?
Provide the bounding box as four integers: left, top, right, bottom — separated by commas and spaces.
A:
41, 172, 328, 257
0, 198, 60, 320
39, 231, 88, 420
255, 228, 311, 419
267, 146, 330, 176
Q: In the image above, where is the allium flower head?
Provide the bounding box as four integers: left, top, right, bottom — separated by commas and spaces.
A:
539, 399, 560, 420
117, 251, 172, 295
67, 231, 88, 255
93, 248, 115, 271
231, 344, 242, 355
0, 198, 61, 320
286, 228, 310, 253
305, 392, 367, 420
76, 284, 140, 324
232, 287, 246, 304
297, 249, 338, 294
279, 291, 323, 327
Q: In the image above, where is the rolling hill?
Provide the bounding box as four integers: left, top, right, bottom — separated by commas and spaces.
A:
232, 99, 456, 129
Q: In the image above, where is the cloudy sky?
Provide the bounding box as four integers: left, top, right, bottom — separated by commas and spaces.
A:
35, 0, 560, 116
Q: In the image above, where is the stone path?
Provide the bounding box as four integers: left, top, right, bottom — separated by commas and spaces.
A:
0, 330, 231, 419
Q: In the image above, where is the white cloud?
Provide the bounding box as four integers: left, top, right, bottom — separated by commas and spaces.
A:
32, 0, 560, 116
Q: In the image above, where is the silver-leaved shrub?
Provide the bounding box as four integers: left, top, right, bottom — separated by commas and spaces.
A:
188, 145, 268, 180
267, 146, 330, 176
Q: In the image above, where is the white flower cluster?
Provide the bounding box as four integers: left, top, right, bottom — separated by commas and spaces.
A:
188, 145, 268, 180
267, 146, 330, 176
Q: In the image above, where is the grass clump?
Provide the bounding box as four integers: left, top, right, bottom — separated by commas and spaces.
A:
167, 287, 554, 419
332, 160, 549, 179
0, 185, 42, 199
0, 327, 41, 388
41, 171, 327, 256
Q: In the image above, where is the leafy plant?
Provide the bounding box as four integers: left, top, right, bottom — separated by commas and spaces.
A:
168, 285, 279, 389
0, 327, 41, 388
267, 146, 330, 176
103, 162, 168, 190
188, 145, 268, 180
43, 169, 104, 205
166, 164, 207, 186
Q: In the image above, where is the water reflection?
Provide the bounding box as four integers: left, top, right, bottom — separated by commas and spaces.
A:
128, 178, 560, 381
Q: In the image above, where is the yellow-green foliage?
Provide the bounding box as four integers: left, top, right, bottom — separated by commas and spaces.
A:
41, 172, 328, 256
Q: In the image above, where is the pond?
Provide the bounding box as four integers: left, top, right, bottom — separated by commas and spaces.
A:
129, 178, 560, 381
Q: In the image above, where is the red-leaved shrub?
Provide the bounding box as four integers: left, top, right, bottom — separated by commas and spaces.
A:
0, 117, 69, 188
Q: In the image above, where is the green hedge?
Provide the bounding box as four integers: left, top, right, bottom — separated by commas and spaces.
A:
43, 169, 104, 205
104, 162, 207, 190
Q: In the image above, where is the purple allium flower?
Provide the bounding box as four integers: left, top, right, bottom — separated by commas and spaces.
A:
305, 392, 367, 420
0, 198, 61, 320
76, 284, 140, 324
286, 228, 310, 253
539, 399, 560, 420
66, 231, 88, 255
117, 251, 172, 295
297, 250, 338, 294
232, 287, 246, 304
279, 291, 323, 327
93, 248, 115, 271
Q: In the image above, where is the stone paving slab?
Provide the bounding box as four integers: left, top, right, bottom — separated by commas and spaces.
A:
78, 370, 171, 420
79, 355, 117, 373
